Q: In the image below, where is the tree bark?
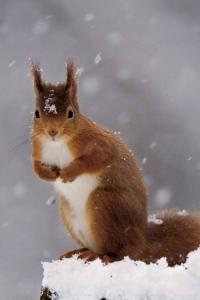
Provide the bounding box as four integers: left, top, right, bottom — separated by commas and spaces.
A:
40, 287, 107, 300
40, 287, 58, 300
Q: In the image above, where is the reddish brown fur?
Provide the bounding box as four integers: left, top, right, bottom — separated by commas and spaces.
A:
145, 211, 200, 266
31, 59, 200, 266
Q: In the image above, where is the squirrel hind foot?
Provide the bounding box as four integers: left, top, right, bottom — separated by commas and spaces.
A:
59, 247, 88, 260
78, 250, 117, 264
60, 248, 117, 264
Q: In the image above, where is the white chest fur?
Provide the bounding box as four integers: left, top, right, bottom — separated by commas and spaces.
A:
42, 139, 73, 169
41, 139, 99, 250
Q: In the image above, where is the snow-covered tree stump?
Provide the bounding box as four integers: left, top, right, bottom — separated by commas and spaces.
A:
40, 249, 200, 300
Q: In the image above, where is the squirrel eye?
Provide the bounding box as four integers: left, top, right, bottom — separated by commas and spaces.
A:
67, 106, 74, 119
35, 110, 40, 119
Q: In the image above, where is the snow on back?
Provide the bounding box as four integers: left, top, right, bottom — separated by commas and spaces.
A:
42, 248, 200, 300
44, 98, 57, 114
177, 210, 188, 216
148, 214, 163, 224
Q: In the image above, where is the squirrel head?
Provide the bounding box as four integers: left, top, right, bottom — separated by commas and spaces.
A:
31, 58, 80, 141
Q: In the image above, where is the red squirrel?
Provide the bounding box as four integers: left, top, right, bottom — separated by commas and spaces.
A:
31, 58, 200, 266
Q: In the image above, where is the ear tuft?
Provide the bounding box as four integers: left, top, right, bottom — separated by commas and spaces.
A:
30, 59, 43, 93
65, 58, 78, 103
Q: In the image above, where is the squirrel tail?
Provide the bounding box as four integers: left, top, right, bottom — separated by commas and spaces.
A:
146, 210, 200, 266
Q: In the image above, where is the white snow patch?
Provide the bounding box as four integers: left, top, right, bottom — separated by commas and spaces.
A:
177, 210, 188, 216
44, 99, 57, 114
42, 248, 200, 300
154, 187, 172, 208
148, 214, 163, 225
113, 131, 121, 136
94, 52, 102, 65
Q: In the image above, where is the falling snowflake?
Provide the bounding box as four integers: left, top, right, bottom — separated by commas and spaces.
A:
82, 76, 101, 95
8, 59, 16, 68
76, 67, 84, 77
46, 195, 56, 206
32, 18, 51, 36
107, 31, 121, 45
149, 142, 157, 150
84, 13, 95, 22
154, 187, 172, 207
142, 157, 147, 165
94, 53, 102, 65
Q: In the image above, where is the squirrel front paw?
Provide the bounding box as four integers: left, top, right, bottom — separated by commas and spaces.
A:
60, 167, 77, 183
41, 165, 60, 182
40, 165, 60, 182
34, 161, 60, 182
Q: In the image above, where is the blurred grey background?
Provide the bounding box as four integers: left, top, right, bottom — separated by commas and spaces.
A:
1, 0, 200, 298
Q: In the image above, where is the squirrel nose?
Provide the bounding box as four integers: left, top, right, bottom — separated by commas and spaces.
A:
48, 128, 58, 137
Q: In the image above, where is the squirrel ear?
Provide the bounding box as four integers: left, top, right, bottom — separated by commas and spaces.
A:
31, 59, 44, 94
65, 58, 78, 108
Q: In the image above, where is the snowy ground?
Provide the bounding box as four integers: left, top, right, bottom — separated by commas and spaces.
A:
42, 248, 200, 300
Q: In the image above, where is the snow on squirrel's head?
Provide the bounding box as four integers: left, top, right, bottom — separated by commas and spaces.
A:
31, 58, 80, 141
